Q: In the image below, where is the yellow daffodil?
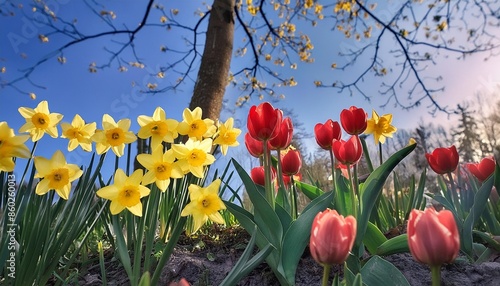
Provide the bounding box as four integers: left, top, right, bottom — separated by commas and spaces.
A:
136, 147, 183, 192
213, 118, 241, 155
172, 138, 215, 178
365, 110, 397, 144
91, 114, 137, 157
61, 114, 96, 152
180, 179, 226, 234
96, 168, 150, 217
137, 107, 179, 149
18, 100, 63, 142
0, 122, 31, 172
34, 150, 83, 200
177, 107, 216, 140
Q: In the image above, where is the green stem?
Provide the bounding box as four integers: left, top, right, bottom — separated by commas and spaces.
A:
329, 149, 337, 192
19, 140, 38, 187
431, 265, 441, 286
322, 264, 331, 286
378, 142, 383, 166
276, 150, 286, 191
114, 155, 120, 173
263, 140, 275, 209
446, 172, 463, 217
347, 164, 357, 218
290, 176, 298, 219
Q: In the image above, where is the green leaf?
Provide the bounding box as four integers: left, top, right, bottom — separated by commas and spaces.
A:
377, 234, 409, 256
360, 255, 410, 286
280, 191, 334, 284
296, 181, 324, 201
363, 222, 387, 255
138, 272, 151, 286
220, 226, 274, 286
231, 159, 283, 246
462, 175, 495, 256
473, 230, 500, 252
352, 273, 363, 286
356, 143, 416, 247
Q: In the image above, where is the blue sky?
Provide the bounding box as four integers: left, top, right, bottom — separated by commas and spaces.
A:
1, 1, 500, 179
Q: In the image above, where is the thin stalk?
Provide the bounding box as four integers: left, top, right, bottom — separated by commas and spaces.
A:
329, 149, 337, 192
263, 139, 275, 209
276, 150, 286, 191
431, 265, 441, 286
98, 241, 107, 286
347, 164, 357, 218
321, 264, 331, 286
378, 142, 383, 166
132, 202, 147, 284
19, 140, 38, 186
446, 172, 463, 217
290, 176, 298, 219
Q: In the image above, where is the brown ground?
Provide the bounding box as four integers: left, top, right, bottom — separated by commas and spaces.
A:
78, 225, 500, 286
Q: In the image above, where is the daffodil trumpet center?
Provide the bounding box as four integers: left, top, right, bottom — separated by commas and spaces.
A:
32, 113, 50, 129
150, 121, 168, 136
188, 150, 206, 167
155, 163, 171, 180
189, 119, 207, 138
48, 168, 70, 189
106, 128, 125, 146
117, 186, 141, 207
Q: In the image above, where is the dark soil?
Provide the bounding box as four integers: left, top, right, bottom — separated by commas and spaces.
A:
78, 226, 500, 286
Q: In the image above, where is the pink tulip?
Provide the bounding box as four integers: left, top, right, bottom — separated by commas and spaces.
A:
310, 209, 357, 265
407, 208, 460, 267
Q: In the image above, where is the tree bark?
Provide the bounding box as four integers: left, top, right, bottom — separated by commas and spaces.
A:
189, 0, 235, 121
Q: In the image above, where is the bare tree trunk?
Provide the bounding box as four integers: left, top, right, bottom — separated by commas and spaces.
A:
189, 0, 235, 121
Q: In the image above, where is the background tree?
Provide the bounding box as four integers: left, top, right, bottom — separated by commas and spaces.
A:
1, 0, 499, 122
451, 104, 482, 162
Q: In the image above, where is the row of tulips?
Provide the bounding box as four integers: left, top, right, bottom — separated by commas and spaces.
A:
238, 101, 498, 286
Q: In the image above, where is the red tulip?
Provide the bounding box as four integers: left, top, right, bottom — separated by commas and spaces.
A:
332, 135, 363, 165
281, 149, 302, 176
466, 156, 496, 182
245, 133, 265, 158
310, 209, 357, 265
407, 208, 460, 267
340, 106, 367, 135
314, 119, 341, 150
247, 102, 282, 141
250, 166, 276, 186
269, 117, 293, 150
425, 145, 459, 175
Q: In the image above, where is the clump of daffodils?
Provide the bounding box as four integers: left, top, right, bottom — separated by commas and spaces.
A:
12, 101, 241, 234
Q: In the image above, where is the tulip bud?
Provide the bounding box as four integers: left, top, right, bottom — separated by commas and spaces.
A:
247, 102, 282, 141
281, 149, 302, 176
340, 106, 367, 135
269, 117, 293, 150
407, 208, 460, 267
310, 209, 357, 266
425, 145, 459, 175
314, 119, 341, 150
245, 133, 265, 158
466, 156, 495, 182
332, 135, 363, 165
250, 166, 276, 186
